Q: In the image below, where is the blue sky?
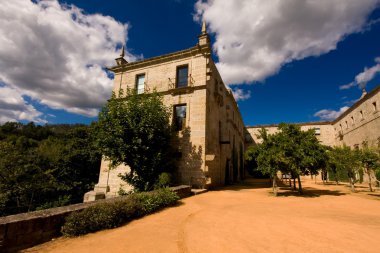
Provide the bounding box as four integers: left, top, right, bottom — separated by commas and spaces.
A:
1, 0, 380, 126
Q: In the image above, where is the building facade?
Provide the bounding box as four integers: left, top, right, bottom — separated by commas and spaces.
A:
246, 85, 380, 149
93, 24, 245, 197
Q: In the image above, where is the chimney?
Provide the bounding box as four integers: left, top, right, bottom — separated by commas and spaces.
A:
360, 87, 367, 99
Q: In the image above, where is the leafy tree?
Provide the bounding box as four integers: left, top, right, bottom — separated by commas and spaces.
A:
0, 142, 57, 215
94, 89, 173, 192
357, 148, 380, 192
273, 124, 327, 194
0, 122, 101, 216
253, 129, 287, 196
248, 124, 327, 195
326, 146, 360, 191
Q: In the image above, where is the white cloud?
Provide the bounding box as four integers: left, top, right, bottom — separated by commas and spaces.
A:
0, 86, 46, 124
355, 57, 380, 88
195, 0, 380, 85
339, 57, 380, 90
0, 0, 136, 121
314, 106, 349, 120
232, 88, 251, 101
339, 82, 356, 90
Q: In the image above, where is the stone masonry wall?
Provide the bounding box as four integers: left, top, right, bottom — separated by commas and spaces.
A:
333, 89, 380, 148
95, 49, 209, 194
0, 186, 191, 253
246, 123, 335, 147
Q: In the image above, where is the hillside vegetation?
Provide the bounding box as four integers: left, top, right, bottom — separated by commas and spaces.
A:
0, 122, 101, 216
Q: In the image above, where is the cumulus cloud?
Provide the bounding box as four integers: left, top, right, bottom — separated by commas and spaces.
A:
195, 0, 380, 85
0, 0, 136, 122
314, 106, 349, 120
355, 57, 380, 88
232, 88, 251, 101
0, 86, 46, 124
339, 57, 380, 90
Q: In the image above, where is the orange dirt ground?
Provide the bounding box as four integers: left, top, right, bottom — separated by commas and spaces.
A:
24, 179, 380, 253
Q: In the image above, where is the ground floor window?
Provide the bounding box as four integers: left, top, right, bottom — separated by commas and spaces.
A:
174, 104, 186, 131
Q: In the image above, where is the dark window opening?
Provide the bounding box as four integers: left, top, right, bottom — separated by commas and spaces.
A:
176, 65, 188, 88
174, 104, 186, 131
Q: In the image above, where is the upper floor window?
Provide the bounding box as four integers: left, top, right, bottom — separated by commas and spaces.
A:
314, 128, 321, 135
373, 101, 377, 112
174, 104, 187, 131
176, 65, 188, 88
136, 74, 145, 94
351, 116, 354, 125
360, 110, 364, 120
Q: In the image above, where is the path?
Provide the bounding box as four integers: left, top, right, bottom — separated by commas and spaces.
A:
24, 179, 380, 253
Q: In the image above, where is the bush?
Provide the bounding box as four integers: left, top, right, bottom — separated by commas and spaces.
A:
154, 172, 172, 189
62, 188, 179, 236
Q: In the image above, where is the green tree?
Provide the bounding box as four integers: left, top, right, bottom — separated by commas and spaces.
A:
0, 142, 57, 215
94, 89, 173, 192
327, 146, 359, 192
357, 148, 380, 192
254, 129, 287, 196
248, 124, 328, 195
273, 124, 327, 194
0, 122, 101, 216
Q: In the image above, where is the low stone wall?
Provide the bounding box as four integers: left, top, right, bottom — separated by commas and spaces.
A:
0, 186, 191, 253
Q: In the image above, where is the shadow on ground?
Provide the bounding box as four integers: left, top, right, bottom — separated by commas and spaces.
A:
276, 187, 346, 198
212, 178, 347, 198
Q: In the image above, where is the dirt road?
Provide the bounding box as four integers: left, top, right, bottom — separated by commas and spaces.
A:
25, 180, 380, 253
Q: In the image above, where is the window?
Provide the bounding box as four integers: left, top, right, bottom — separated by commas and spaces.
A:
173, 104, 186, 131
176, 65, 188, 88
360, 110, 364, 120
345, 121, 348, 129
373, 101, 377, 112
351, 116, 354, 125
314, 128, 321, 135
339, 124, 342, 131
136, 74, 145, 94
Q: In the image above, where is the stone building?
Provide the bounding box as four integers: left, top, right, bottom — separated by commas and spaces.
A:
333, 86, 380, 149
246, 85, 380, 149
93, 23, 245, 197
246, 122, 335, 147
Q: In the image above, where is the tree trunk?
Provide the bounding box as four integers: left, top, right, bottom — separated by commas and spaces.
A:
349, 177, 355, 192
273, 176, 278, 197
293, 178, 296, 190
297, 175, 303, 195
289, 178, 292, 187
367, 167, 373, 192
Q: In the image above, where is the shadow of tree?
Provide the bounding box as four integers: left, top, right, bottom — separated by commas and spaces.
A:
276, 188, 347, 198
172, 127, 204, 188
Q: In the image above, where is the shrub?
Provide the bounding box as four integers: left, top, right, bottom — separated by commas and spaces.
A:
154, 172, 172, 189
62, 188, 179, 236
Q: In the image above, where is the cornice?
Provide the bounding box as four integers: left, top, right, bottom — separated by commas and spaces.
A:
108, 44, 211, 73
333, 83, 380, 123
246, 121, 332, 129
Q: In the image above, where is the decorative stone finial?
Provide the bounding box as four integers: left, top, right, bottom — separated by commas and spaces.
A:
198, 20, 210, 47
120, 45, 125, 57
202, 20, 206, 34
115, 45, 128, 66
